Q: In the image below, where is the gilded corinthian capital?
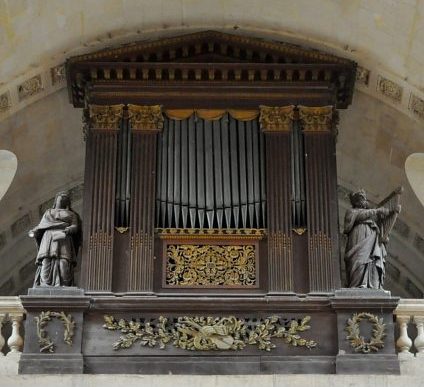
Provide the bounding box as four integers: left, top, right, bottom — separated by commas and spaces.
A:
89, 104, 124, 130
127, 105, 164, 132
259, 105, 295, 133
298, 106, 335, 132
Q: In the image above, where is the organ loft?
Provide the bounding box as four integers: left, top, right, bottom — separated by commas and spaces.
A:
19, 31, 402, 375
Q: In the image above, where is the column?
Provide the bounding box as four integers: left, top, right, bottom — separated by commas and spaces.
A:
260, 106, 295, 293
299, 106, 340, 292
81, 104, 123, 292
127, 105, 164, 293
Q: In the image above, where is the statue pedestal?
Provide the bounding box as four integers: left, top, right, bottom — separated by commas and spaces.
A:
331, 288, 400, 374
19, 287, 90, 374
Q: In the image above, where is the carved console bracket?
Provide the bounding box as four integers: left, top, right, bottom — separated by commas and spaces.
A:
103, 314, 317, 351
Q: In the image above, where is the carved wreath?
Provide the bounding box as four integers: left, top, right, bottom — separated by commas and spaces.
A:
345, 312, 386, 353
34, 311, 75, 353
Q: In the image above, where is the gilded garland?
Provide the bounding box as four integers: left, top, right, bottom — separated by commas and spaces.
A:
103, 315, 317, 352
345, 312, 386, 353
34, 311, 76, 353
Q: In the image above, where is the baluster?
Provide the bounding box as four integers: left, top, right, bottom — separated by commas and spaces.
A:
7, 313, 23, 354
414, 316, 424, 357
0, 313, 5, 356
396, 315, 413, 357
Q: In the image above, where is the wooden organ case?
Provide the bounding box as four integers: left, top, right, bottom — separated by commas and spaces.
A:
19, 31, 400, 375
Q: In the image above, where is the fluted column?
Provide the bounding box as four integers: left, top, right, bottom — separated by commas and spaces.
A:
260, 106, 295, 293
127, 105, 163, 293
81, 104, 123, 292
299, 106, 340, 292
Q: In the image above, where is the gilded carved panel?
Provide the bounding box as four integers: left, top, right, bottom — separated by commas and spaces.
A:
165, 244, 257, 287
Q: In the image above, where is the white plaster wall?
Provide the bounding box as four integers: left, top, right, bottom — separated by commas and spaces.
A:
1, 0, 423, 89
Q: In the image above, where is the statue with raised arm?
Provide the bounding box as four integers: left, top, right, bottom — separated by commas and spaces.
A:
344, 188, 401, 289
29, 191, 82, 287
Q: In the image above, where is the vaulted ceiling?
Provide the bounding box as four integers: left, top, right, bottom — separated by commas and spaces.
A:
0, 0, 423, 297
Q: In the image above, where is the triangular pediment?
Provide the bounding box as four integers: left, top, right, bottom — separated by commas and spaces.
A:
68, 30, 352, 65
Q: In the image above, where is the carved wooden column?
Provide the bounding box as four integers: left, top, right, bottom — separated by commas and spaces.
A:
260, 106, 295, 293
81, 104, 123, 292
127, 105, 163, 293
299, 106, 340, 292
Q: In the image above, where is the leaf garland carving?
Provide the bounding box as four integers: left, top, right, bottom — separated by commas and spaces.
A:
345, 312, 386, 353
103, 315, 317, 352
34, 311, 76, 353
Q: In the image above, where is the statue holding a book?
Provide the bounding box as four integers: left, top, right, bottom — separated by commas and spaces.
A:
29, 191, 81, 287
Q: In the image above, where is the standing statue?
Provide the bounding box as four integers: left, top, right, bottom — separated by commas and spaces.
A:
344, 188, 402, 289
29, 191, 81, 287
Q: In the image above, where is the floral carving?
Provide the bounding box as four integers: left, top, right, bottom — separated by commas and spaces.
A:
103, 315, 317, 352
89, 104, 124, 130
377, 76, 402, 102
259, 105, 295, 132
127, 104, 164, 132
166, 244, 256, 287
298, 106, 334, 132
18, 75, 43, 101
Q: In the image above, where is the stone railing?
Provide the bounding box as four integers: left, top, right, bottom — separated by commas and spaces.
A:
0, 296, 25, 374
0, 296, 422, 376
395, 299, 424, 356
394, 298, 424, 375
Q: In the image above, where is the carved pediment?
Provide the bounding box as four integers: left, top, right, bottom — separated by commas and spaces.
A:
67, 30, 356, 109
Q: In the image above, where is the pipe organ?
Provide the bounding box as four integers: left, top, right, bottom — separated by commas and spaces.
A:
20, 31, 400, 376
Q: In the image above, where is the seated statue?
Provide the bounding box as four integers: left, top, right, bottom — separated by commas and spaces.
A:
344, 189, 400, 289
29, 191, 81, 287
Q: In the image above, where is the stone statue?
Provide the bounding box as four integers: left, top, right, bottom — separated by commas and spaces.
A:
344, 189, 401, 289
29, 191, 81, 287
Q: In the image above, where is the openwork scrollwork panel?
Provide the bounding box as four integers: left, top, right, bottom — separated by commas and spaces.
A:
165, 244, 257, 287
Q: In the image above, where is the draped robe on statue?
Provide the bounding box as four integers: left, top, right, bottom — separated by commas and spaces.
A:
33, 208, 80, 286
344, 208, 387, 289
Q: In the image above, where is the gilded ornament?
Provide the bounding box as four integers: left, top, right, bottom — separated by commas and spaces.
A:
127, 104, 164, 132
292, 228, 307, 236
89, 104, 124, 130
34, 311, 76, 353
166, 244, 256, 287
259, 105, 295, 132
298, 106, 334, 132
345, 312, 386, 353
377, 76, 402, 102
103, 314, 317, 352
157, 228, 265, 241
